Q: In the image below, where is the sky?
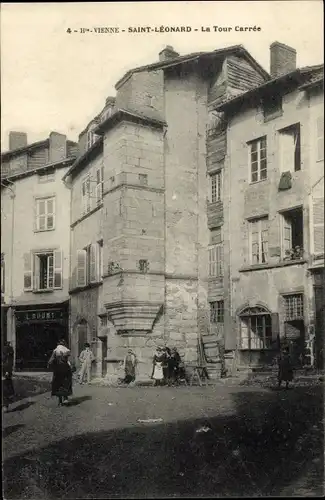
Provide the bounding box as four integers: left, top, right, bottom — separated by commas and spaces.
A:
1, 1, 324, 150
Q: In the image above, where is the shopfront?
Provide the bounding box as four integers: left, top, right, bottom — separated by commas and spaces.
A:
15, 301, 69, 371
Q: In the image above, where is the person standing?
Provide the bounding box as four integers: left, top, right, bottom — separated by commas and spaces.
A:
78, 343, 95, 384
3, 341, 14, 376
122, 349, 137, 385
168, 347, 181, 386
48, 339, 73, 406
163, 346, 171, 385
278, 346, 294, 389
151, 346, 166, 386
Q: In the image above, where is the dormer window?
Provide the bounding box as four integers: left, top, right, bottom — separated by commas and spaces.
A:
87, 130, 96, 149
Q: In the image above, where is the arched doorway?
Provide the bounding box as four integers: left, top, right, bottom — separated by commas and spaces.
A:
238, 305, 276, 366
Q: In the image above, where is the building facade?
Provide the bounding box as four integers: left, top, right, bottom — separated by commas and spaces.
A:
217, 43, 324, 369
1, 132, 77, 370
65, 44, 269, 380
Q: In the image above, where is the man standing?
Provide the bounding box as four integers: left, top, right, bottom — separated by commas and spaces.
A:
78, 343, 95, 384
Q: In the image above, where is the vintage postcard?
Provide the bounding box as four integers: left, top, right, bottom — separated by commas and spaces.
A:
1, 1, 324, 498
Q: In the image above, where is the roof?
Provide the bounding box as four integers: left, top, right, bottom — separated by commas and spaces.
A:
1, 156, 76, 183
95, 107, 167, 135
115, 44, 270, 89
1, 138, 78, 161
1, 139, 48, 160
62, 138, 103, 181
299, 73, 324, 90
216, 64, 324, 112
63, 107, 166, 181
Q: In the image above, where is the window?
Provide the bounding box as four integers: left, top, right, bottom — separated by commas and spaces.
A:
209, 228, 223, 277
210, 171, 222, 203
38, 171, 55, 183
35, 197, 55, 231
139, 174, 148, 186
82, 176, 91, 214
23, 250, 63, 291
316, 116, 324, 161
249, 137, 267, 183
210, 301, 224, 323
284, 294, 304, 321
239, 306, 272, 349
279, 123, 301, 172
263, 94, 283, 121
145, 94, 154, 107
139, 259, 149, 273
87, 130, 98, 149
249, 218, 269, 264
96, 166, 104, 204
76, 242, 102, 288
281, 207, 303, 260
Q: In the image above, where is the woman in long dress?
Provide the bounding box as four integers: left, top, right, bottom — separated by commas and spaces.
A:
151, 347, 166, 386
123, 349, 137, 385
278, 346, 294, 389
48, 339, 73, 406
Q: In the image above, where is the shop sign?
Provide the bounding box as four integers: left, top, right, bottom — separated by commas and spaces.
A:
16, 309, 65, 323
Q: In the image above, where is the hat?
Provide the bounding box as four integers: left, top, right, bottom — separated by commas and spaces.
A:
84, 342, 90, 348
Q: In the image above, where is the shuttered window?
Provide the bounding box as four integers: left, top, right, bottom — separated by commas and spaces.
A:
35, 197, 55, 231
312, 198, 324, 255
82, 176, 91, 214
249, 218, 269, 264
77, 249, 87, 287
210, 171, 222, 202
96, 166, 104, 204
249, 137, 267, 183
316, 116, 324, 161
279, 123, 301, 172
23, 252, 33, 290
209, 244, 223, 277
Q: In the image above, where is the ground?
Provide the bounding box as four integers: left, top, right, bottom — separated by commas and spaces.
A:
2, 374, 324, 499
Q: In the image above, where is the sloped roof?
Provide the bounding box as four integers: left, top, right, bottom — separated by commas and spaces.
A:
1, 138, 78, 161
216, 64, 324, 112
115, 44, 270, 89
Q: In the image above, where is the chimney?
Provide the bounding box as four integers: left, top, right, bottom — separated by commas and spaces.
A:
159, 45, 180, 62
9, 131, 27, 151
105, 96, 115, 107
49, 132, 67, 163
270, 42, 297, 78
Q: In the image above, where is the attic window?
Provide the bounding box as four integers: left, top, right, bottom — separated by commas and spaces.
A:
263, 94, 283, 122
38, 170, 55, 183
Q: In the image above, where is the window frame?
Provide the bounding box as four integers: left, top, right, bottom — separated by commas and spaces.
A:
210, 170, 222, 203
35, 196, 56, 232
38, 170, 55, 184
32, 250, 63, 291
210, 300, 224, 324
248, 137, 267, 183
96, 166, 104, 204
248, 217, 269, 265
283, 293, 304, 321
278, 123, 301, 173
208, 242, 223, 277
82, 174, 91, 214
240, 312, 273, 350
280, 206, 304, 260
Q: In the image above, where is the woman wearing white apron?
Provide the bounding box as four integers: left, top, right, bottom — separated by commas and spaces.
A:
151, 347, 166, 386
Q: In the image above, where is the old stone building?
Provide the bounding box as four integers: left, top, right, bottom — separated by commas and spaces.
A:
1, 132, 78, 369
217, 43, 324, 369
65, 44, 270, 380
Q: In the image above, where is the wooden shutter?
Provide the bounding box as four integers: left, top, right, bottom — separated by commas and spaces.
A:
294, 125, 301, 171
23, 252, 33, 290
53, 250, 63, 289
77, 249, 87, 287
36, 199, 46, 231
316, 116, 324, 161
280, 131, 294, 173
271, 312, 280, 341
313, 198, 324, 255
89, 244, 98, 283
282, 216, 292, 254
46, 198, 55, 230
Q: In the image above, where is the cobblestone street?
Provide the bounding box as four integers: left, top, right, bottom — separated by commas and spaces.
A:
3, 376, 324, 498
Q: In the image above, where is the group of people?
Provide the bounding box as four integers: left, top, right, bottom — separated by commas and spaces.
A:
120, 345, 185, 386
151, 346, 185, 386
2, 337, 295, 411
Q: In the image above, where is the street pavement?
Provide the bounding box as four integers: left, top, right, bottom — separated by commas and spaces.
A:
3, 376, 324, 499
